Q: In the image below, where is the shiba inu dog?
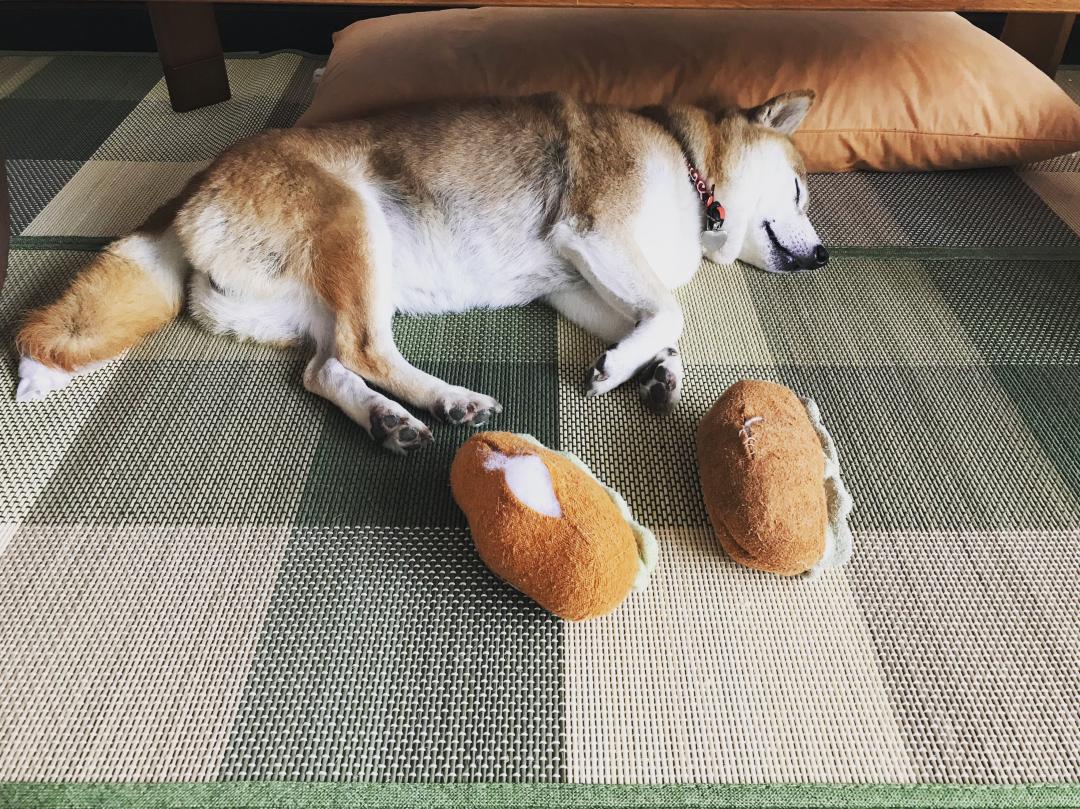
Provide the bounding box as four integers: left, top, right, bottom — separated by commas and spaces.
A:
15, 90, 827, 454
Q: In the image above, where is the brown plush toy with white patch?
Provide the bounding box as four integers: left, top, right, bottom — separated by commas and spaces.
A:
696, 380, 853, 576
451, 432, 657, 621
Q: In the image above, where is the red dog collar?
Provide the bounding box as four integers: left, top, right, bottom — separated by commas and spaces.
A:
687, 162, 726, 232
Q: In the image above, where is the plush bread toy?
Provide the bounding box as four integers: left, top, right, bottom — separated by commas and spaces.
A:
696, 380, 853, 576
451, 432, 657, 620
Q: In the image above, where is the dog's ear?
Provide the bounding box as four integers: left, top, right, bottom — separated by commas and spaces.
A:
747, 90, 815, 135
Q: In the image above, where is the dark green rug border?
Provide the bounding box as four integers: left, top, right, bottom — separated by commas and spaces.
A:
10, 236, 111, 251
2, 782, 1079, 809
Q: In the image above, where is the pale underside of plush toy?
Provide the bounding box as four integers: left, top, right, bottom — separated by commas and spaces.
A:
800, 396, 855, 577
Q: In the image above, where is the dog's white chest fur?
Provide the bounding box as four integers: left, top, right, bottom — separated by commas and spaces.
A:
631, 154, 703, 288
382, 201, 566, 314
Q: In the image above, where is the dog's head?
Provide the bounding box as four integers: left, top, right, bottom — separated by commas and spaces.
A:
709, 91, 828, 274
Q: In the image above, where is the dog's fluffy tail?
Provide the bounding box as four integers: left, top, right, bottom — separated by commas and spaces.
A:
15, 201, 189, 400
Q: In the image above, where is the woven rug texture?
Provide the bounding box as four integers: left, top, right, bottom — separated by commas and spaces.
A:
0, 51, 1078, 807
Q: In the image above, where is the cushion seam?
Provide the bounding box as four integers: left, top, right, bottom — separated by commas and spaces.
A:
797, 128, 1080, 143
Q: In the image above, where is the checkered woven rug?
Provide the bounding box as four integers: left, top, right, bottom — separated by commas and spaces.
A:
1, 51, 1079, 809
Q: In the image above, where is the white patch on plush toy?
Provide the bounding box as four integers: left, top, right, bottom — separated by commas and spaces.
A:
516, 434, 658, 590
484, 451, 562, 518
800, 396, 855, 576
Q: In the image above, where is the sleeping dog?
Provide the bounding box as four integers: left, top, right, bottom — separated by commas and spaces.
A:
16, 91, 827, 453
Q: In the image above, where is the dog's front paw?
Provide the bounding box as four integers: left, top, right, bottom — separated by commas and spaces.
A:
636, 348, 683, 414
370, 406, 433, 455
432, 388, 502, 427
585, 344, 641, 398
584, 349, 614, 397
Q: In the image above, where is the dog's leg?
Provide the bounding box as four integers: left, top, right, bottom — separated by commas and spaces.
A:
313, 192, 502, 428
545, 286, 634, 345
304, 354, 435, 454
552, 224, 685, 413
333, 314, 502, 427
303, 310, 433, 455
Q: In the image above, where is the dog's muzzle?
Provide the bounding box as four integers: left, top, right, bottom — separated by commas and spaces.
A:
806, 244, 830, 269
765, 223, 829, 272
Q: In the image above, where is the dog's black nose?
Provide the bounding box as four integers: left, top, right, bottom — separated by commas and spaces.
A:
812, 245, 829, 268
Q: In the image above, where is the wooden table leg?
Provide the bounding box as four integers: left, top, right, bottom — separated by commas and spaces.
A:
1001, 12, 1076, 78
147, 2, 231, 112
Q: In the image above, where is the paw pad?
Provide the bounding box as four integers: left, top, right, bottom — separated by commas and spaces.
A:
370, 406, 432, 454
636, 349, 683, 415
435, 392, 503, 427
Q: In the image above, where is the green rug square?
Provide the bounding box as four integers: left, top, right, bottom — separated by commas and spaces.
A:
6, 159, 83, 236
779, 364, 1080, 532
295, 360, 559, 529
6, 53, 161, 102
393, 304, 558, 364
746, 257, 983, 367
218, 525, 562, 782
992, 364, 1080, 501
809, 170, 1080, 248
0, 98, 136, 160
23, 358, 325, 526
926, 259, 1080, 364
555, 360, 747, 532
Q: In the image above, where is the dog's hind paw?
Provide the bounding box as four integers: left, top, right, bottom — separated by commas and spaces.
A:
636, 348, 683, 415
370, 406, 433, 455
432, 389, 502, 428
15, 357, 73, 402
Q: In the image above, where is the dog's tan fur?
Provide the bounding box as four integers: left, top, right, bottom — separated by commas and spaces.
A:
16, 92, 825, 453
16, 251, 178, 372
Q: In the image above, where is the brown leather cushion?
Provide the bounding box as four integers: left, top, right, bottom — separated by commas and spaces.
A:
299, 8, 1080, 172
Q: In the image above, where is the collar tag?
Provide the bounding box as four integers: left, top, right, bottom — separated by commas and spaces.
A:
687, 162, 726, 232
